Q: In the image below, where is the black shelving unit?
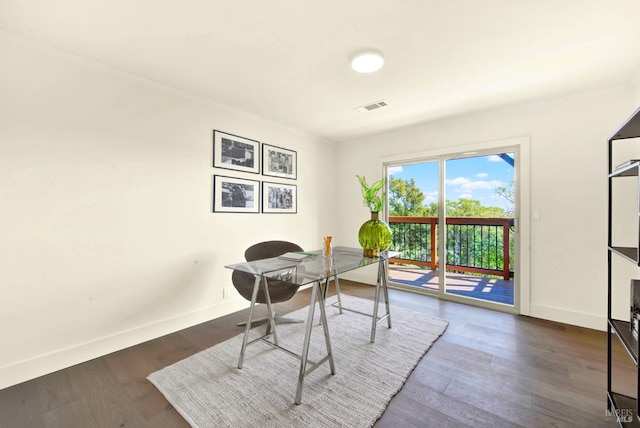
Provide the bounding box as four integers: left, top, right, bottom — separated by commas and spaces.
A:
608, 106, 640, 427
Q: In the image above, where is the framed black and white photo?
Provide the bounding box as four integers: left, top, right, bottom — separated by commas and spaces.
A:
213, 130, 260, 174
213, 175, 260, 213
262, 181, 297, 214
262, 144, 297, 180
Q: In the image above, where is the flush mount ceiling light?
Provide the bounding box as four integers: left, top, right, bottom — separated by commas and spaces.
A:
351, 50, 384, 73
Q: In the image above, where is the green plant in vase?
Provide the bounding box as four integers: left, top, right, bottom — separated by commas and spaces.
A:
356, 175, 392, 257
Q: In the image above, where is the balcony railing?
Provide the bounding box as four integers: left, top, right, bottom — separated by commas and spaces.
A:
388, 216, 514, 280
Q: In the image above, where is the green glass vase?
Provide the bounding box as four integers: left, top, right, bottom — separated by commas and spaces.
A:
358, 212, 392, 257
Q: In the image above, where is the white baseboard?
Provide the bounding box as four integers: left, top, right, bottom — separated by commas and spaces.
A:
0, 299, 248, 390
343, 273, 605, 331
529, 303, 606, 331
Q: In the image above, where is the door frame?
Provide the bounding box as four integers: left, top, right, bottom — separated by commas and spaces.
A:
380, 136, 530, 315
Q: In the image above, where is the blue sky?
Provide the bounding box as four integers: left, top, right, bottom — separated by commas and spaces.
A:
388, 153, 514, 211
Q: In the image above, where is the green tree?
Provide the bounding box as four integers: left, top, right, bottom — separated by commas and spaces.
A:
389, 177, 507, 217
388, 177, 511, 274
389, 177, 429, 216
446, 198, 505, 217
423, 202, 439, 216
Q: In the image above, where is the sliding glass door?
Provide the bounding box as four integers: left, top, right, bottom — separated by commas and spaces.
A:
387, 160, 439, 292
443, 153, 515, 306
387, 148, 518, 311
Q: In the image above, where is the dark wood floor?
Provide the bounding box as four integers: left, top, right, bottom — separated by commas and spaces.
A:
0, 280, 632, 427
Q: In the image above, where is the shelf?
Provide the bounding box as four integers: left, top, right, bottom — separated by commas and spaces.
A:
610, 246, 640, 265
609, 108, 640, 427
610, 106, 640, 141
608, 392, 640, 427
611, 162, 640, 177
611, 319, 639, 364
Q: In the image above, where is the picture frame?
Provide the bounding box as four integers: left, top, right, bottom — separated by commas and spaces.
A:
262, 181, 297, 214
213, 175, 260, 213
213, 130, 260, 174
262, 143, 297, 180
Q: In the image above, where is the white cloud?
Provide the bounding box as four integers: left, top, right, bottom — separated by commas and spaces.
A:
388, 166, 403, 175
446, 176, 503, 191
476, 172, 488, 178
446, 177, 470, 186
424, 191, 438, 203
462, 180, 503, 190
488, 155, 502, 162
459, 193, 473, 199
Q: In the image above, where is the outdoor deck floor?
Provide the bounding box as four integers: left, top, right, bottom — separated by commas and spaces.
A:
388, 265, 514, 305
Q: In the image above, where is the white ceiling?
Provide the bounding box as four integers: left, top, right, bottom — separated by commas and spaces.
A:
2, 0, 640, 142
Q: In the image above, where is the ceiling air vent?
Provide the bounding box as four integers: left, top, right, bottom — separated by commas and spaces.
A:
355, 100, 388, 113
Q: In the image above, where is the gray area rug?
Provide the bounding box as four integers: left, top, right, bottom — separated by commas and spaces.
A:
148, 294, 448, 428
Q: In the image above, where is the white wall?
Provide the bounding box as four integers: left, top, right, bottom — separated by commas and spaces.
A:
336, 86, 638, 330
0, 32, 338, 389
2, 28, 638, 390
633, 70, 640, 104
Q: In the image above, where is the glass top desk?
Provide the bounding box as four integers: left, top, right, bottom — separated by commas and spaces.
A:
224, 246, 393, 404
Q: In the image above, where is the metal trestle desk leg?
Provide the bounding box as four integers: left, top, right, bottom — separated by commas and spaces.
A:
238, 275, 263, 369
295, 280, 335, 405
370, 257, 392, 343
